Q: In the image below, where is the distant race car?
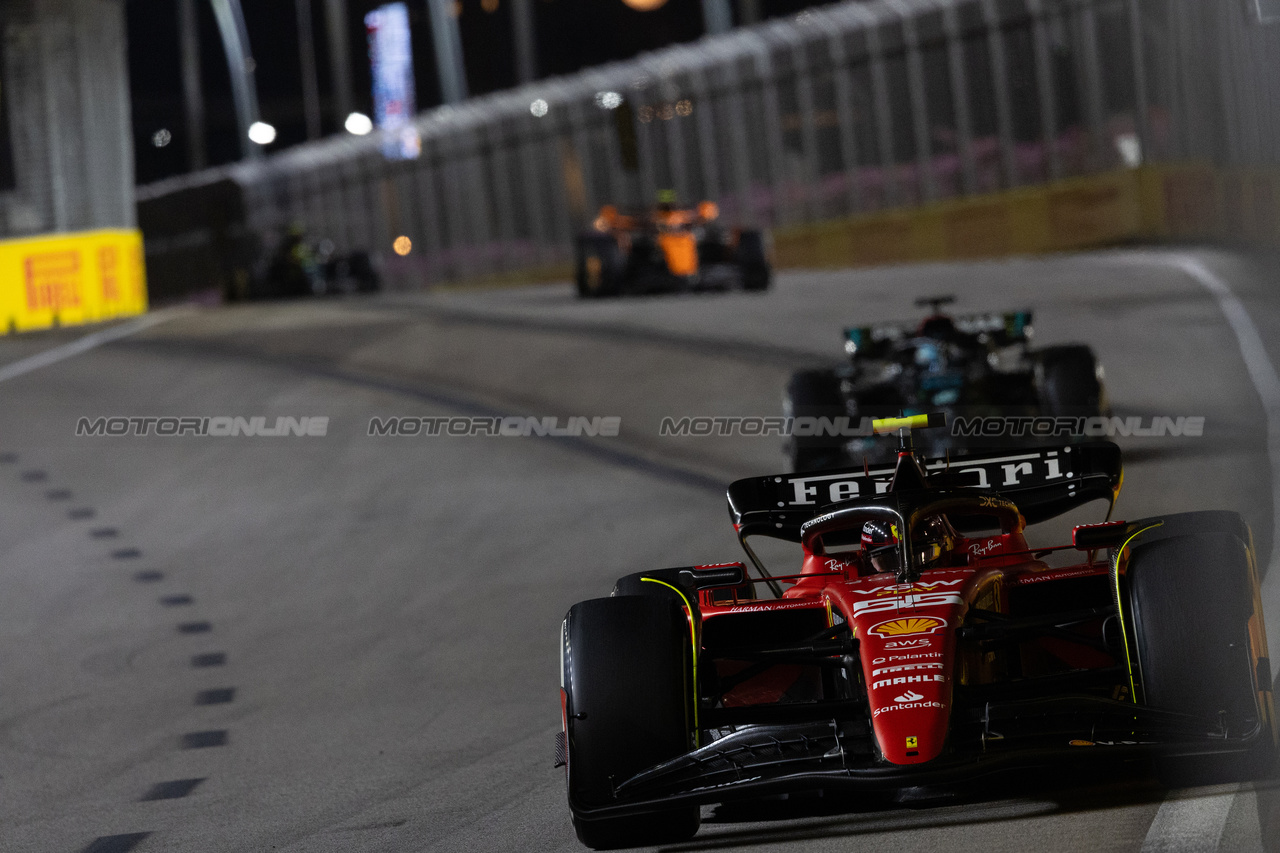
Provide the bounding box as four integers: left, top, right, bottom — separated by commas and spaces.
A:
574, 195, 770, 297
784, 296, 1107, 471
557, 415, 1276, 849
243, 227, 380, 299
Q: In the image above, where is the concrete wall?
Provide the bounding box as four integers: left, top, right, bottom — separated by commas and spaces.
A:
0, 0, 135, 237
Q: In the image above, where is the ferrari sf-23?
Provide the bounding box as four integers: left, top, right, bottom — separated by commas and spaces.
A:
558, 414, 1275, 848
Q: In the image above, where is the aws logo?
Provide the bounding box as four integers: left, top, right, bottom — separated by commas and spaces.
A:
883, 638, 933, 650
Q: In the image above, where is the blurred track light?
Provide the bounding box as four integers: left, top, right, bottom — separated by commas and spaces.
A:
594, 91, 623, 110
345, 111, 374, 135
248, 121, 276, 144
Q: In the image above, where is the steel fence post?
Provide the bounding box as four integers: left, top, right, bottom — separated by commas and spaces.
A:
1027, 0, 1062, 179
865, 7, 901, 207
1125, 0, 1153, 164
981, 0, 1017, 187
943, 1, 979, 195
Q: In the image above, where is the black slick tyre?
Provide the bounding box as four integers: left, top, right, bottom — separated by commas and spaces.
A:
562, 596, 700, 848
736, 230, 770, 292
1037, 345, 1106, 416
576, 236, 622, 298
783, 369, 847, 472
1121, 521, 1278, 783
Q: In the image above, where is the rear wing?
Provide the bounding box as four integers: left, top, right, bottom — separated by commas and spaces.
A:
727, 442, 1122, 541
844, 310, 1032, 355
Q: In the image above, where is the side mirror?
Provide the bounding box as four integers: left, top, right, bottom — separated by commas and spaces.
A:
677, 562, 747, 590
1072, 520, 1129, 550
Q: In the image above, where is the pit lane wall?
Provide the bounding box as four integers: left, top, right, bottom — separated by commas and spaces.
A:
773, 163, 1280, 269
0, 230, 148, 334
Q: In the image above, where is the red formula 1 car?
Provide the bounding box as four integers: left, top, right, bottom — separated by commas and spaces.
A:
557, 415, 1277, 849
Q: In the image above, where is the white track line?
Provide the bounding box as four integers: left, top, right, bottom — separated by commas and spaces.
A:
1137, 252, 1280, 853
1142, 786, 1242, 853
0, 309, 188, 384
1170, 254, 1280, 583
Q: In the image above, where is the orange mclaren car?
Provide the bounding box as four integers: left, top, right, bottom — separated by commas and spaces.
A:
575, 194, 771, 298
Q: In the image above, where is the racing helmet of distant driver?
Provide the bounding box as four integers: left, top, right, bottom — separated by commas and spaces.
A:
862, 519, 901, 573
913, 514, 957, 570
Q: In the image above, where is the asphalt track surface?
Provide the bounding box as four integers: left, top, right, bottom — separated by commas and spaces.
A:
0, 247, 1278, 852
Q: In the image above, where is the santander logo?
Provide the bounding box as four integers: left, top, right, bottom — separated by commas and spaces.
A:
894, 690, 924, 703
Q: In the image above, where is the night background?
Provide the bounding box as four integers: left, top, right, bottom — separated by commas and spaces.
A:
125, 0, 827, 184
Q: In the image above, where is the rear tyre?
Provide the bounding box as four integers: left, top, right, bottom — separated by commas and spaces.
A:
576, 236, 622, 299
562, 596, 701, 849
783, 369, 847, 472
736, 231, 771, 292
1121, 520, 1277, 783
1037, 345, 1106, 416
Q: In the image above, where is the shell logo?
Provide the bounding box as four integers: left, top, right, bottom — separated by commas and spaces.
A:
869, 616, 946, 637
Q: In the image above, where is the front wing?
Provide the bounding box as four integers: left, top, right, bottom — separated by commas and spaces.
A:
568, 695, 1267, 820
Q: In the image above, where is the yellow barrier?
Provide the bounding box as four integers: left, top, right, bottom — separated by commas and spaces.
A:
0, 229, 148, 335
774, 164, 1280, 270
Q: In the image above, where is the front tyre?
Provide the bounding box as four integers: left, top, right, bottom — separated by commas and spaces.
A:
1119, 514, 1278, 783
562, 596, 700, 848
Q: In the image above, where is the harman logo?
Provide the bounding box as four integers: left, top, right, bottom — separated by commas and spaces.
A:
869, 617, 946, 637
894, 690, 924, 703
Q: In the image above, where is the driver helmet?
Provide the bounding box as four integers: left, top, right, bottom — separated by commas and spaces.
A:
913, 514, 956, 569
862, 519, 900, 574
915, 341, 941, 368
